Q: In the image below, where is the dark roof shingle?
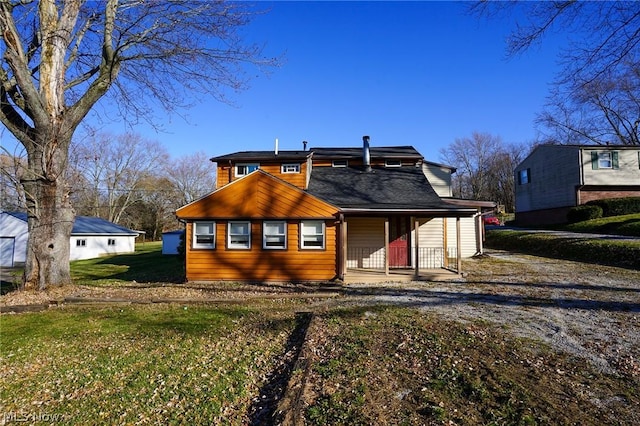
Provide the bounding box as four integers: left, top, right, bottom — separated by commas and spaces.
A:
307, 166, 471, 212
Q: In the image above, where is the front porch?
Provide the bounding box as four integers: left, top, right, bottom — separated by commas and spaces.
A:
342, 267, 461, 284
336, 214, 473, 282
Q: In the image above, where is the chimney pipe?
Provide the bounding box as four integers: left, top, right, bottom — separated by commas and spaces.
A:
303, 140, 308, 151
363, 135, 371, 172
275, 138, 279, 156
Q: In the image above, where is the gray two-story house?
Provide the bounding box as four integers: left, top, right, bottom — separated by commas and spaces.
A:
514, 144, 640, 225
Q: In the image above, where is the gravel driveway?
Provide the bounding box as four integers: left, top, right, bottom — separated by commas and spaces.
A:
333, 249, 640, 381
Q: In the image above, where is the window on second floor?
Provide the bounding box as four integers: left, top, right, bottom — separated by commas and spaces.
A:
108, 238, 116, 246
76, 239, 86, 247
281, 164, 300, 174
591, 151, 619, 170
518, 168, 530, 185
235, 163, 259, 177
385, 159, 402, 168
332, 160, 348, 168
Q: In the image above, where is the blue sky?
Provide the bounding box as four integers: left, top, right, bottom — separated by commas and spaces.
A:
2, 1, 563, 164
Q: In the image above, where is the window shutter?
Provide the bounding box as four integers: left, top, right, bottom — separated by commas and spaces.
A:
527, 168, 531, 183
591, 152, 599, 169
612, 151, 619, 169
517, 170, 522, 185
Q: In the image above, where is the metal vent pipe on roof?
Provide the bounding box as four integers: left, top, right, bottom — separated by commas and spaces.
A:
363, 135, 371, 172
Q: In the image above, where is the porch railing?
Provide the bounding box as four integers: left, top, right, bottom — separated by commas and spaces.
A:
346, 247, 459, 272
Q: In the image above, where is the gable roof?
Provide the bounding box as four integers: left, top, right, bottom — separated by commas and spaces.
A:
306, 166, 476, 215
176, 169, 338, 219
210, 150, 311, 163
309, 146, 422, 160
3, 212, 139, 236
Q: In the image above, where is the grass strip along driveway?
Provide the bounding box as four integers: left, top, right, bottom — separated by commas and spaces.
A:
1, 242, 639, 424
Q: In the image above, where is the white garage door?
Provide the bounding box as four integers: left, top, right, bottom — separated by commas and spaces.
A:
0, 237, 15, 267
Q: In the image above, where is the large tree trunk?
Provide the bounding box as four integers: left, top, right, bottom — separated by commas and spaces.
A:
22, 132, 74, 291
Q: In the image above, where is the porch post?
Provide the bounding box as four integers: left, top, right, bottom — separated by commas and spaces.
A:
341, 216, 348, 279
443, 218, 448, 268
384, 218, 389, 276
456, 216, 462, 274
476, 213, 483, 255
414, 218, 420, 278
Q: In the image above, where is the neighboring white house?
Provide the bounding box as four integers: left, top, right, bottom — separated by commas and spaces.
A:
514, 144, 640, 225
0, 211, 140, 267
162, 230, 184, 255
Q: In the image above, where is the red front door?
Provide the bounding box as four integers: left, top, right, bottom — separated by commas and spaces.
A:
389, 217, 410, 268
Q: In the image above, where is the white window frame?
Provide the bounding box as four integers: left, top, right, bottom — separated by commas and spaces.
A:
332, 160, 348, 168
385, 159, 402, 168
235, 163, 259, 177
281, 163, 300, 174
598, 152, 612, 169
263, 221, 287, 250
193, 221, 216, 249
228, 221, 251, 249
107, 238, 116, 246
76, 239, 86, 247
300, 220, 325, 250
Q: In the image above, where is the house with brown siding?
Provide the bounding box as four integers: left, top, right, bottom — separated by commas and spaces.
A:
176, 137, 482, 282
515, 144, 640, 225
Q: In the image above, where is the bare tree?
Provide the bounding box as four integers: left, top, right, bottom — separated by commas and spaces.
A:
472, 1, 640, 145
1, 1, 273, 290
0, 149, 26, 210
440, 132, 525, 212
165, 151, 217, 206
70, 132, 168, 224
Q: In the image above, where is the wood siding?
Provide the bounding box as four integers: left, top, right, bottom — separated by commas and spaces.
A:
178, 170, 338, 219
178, 170, 339, 282
184, 220, 337, 281
216, 161, 309, 189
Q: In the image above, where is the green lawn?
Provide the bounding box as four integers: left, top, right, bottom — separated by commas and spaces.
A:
563, 213, 640, 236
71, 241, 185, 285
0, 303, 298, 425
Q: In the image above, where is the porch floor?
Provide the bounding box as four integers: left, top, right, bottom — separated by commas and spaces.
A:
342, 268, 461, 284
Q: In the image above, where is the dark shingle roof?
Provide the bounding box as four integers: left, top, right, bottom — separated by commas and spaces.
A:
210, 150, 311, 162
309, 146, 422, 160
307, 166, 472, 212
4, 212, 138, 235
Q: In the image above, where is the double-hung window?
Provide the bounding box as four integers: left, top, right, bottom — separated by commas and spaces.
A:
107, 238, 116, 246
228, 221, 251, 249
76, 239, 86, 247
591, 151, 619, 170
281, 164, 300, 174
300, 221, 325, 249
599, 152, 612, 169
193, 221, 215, 249
235, 163, 259, 177
263, 221, 287, 249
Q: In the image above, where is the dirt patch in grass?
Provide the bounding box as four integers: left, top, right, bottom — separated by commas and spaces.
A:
294, 307, 638, 425
0, 281, 340, 309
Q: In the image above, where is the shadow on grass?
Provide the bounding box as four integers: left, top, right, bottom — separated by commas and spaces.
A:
72, 248, 185, 284
248, 311, 313, 426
